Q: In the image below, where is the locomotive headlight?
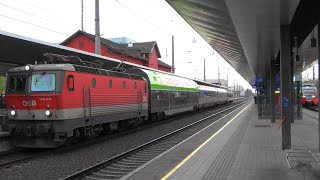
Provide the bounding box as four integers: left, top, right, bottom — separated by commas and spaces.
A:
45, 110, 51, 117
10, 110, 16, 116
25, 65, 31, 71
312, 95, 315, 98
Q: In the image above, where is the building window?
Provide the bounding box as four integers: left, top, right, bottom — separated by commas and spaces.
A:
92, 78, 96, 88
134, 82, 137, 89
122, 81, 126, 88
109, 80, 112, 88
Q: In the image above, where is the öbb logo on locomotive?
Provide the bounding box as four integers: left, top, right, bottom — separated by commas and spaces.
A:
22, 100, 36, 107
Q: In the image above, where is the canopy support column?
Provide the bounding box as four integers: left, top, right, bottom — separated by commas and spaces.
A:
280, 25, 291, 150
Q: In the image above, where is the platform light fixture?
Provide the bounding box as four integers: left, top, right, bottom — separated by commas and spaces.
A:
294, 37, 300, 62
25, 65, 31, 71
310, 28, 317, 47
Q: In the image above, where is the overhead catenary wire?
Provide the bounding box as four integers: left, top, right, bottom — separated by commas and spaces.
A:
0, 14, 69, 36
114, 0, 176, 68
16, 0, 42, 9
0, 2, 78, 31
0, 2, 32, 15
115, 0, 171, 36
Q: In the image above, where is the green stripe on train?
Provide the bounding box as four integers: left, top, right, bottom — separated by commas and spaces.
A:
140, 69, 199, 92
151, 84, 198, 92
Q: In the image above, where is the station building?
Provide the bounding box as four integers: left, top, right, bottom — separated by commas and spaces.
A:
61, 30, 172, 73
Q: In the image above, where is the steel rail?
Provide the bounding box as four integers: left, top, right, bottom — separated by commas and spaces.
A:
0, 149, 49, 169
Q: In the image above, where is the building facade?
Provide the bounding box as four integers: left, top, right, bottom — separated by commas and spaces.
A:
61, 30, 172, 73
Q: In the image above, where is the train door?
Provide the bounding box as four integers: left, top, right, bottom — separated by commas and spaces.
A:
138, 88, 142, 115
83, 86, 91, 118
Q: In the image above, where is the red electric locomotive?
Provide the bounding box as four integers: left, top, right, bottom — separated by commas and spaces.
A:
6, 54, 148, 148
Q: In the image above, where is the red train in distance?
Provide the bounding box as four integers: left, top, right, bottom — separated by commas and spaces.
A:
301, 85, 318, 106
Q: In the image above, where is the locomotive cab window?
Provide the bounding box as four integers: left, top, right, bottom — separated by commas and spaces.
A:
67, 75, 74, 91
7, 75, 27, 93
31, 73, 55, 92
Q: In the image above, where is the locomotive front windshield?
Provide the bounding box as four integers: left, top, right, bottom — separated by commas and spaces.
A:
303, 89, 315, 95
31, 73, 56, 92
7, 72, 56, 93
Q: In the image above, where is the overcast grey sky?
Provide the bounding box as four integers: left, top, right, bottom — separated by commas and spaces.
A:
0, 0, 252, 89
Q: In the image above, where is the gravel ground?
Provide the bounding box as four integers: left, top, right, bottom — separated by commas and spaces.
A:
0, 138, 13, 154
0, 100, 246, 180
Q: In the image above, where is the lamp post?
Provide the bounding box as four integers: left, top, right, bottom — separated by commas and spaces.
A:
218, 66, 220, 85
172, 35, 175, 74
226, 68, 229, 89
203, 58, 206, 82
95, 0, 101, 55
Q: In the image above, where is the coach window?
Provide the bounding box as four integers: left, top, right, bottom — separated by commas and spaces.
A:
109, 80, 112, 88
134, 82, 137, 89
122, 81, 126, 89
92, 78, 96, 88
67, 75, 74, 91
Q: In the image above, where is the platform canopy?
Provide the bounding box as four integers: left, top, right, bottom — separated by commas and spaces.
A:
166, 0, 320, 84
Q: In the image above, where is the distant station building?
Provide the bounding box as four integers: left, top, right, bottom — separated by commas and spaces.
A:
108, 37, 136, 44
61, 30, 172, 73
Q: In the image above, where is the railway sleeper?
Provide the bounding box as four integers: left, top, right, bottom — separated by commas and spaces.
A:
99, 169, 128, 175
116, 160, 142, 166
122, 157, 148, 163
105, 165, 133, 171
111, 163, 139, 168
90, 173, 123, 179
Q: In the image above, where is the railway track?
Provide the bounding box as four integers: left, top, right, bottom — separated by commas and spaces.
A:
62, 100, 250, 180
0, 99, 247, 171
305, 105, 318, 112
0, 149, 49, 169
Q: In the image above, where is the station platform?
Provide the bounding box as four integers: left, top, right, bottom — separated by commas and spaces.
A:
127, 101, 320, 180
